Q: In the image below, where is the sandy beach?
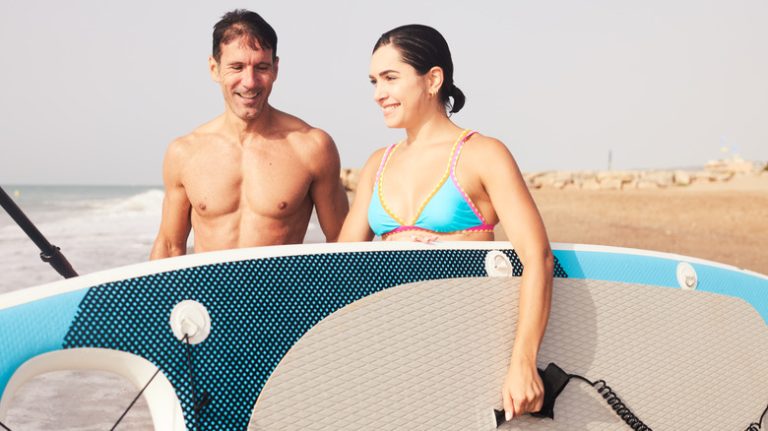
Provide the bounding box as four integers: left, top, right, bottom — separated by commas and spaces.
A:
519, 173, 768, 275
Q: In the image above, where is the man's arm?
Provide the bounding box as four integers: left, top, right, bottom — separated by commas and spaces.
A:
308, 131, 349, 242
150, 140, 193, 259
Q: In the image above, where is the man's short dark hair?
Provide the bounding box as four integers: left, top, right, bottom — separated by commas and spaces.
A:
212, 9, 277, 62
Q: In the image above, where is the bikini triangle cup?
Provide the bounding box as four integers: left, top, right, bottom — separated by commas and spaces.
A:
368, 129, 496, 238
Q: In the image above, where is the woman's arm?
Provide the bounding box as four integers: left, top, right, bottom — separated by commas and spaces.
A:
475, 136, 554, 420
337, 148, 386, 242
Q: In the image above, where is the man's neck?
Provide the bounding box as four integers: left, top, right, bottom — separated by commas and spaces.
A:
222, 106, 275, 142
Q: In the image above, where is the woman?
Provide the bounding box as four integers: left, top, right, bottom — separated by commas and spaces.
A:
338, 24, 554, 420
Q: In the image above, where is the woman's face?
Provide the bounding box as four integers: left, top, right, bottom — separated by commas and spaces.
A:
369, 44, 433, 129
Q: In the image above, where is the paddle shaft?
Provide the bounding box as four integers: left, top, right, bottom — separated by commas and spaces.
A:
0, 186, 78, 278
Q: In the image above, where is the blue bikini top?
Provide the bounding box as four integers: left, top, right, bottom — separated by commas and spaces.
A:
367, 130, 496, 238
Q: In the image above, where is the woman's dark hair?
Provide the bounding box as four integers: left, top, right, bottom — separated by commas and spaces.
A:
373, 24, 465, 114
213, 9, 277, 62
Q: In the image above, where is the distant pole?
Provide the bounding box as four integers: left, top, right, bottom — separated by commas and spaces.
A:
608, 150, 613, 171
0, 186, 78, 279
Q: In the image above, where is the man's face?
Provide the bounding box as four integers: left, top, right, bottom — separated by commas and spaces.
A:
210, 37, 278, 122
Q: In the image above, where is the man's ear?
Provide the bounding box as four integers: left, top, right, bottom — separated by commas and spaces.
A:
209, 56, 221, 83
273, 56, 280, 81
427, 66, 444, 95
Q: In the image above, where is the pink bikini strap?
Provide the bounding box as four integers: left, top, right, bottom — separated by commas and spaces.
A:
374, 142, 399, 184
450, 130, 477, 172
449, 130, 492, 226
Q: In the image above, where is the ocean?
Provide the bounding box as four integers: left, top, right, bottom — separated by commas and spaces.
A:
0, 185, 325, 430
0, 185, 325, 295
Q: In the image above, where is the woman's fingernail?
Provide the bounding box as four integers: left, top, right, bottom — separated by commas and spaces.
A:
505, 410, 512, 421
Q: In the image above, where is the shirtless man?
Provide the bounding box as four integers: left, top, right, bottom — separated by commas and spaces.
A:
151, 10, 348, 259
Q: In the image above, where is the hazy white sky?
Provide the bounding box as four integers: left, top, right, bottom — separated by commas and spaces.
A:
1, 0, 766, 185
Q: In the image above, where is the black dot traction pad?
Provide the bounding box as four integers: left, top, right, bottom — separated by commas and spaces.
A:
63, 249, 564, 430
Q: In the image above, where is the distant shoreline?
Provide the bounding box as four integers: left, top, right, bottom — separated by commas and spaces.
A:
342, 158, 767, 193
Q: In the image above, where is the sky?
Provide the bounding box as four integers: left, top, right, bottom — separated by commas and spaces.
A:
1, 0, 766, 185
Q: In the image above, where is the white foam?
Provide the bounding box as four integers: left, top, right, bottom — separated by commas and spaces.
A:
88, 189, 165, 215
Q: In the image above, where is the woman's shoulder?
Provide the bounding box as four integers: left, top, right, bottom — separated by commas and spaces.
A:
366, 145, 390, 165
464, 131, 513, 158
460, 132, 523, 182
358, 145, 393, 180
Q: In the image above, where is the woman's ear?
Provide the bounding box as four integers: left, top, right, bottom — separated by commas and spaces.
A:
427, 66, 444, 96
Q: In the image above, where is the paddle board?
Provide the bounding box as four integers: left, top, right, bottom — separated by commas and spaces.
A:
0, 242, 765, 430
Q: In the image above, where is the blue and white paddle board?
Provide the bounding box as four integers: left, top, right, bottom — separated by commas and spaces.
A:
0, 242, 765, 430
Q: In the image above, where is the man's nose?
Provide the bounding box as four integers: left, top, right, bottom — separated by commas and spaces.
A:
242, 68, 257, 88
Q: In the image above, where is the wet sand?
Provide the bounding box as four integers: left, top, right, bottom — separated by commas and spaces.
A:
3, 370, 152, 431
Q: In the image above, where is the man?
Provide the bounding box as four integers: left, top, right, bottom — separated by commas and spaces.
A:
151, 9, 348, 259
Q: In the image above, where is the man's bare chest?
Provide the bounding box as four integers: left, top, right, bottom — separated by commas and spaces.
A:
182, 150, 313, 218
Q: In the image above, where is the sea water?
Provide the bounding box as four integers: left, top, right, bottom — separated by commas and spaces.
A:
0, 185, 325, 430
0, 185, 325, 295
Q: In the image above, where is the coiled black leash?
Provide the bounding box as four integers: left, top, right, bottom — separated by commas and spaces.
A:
745, 403, 768, 431
567, 374, 653, 431
494, 362, 653, 429
495, 362, 768, 431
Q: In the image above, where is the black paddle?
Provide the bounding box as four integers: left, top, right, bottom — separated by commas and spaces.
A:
0, 186, 78, 279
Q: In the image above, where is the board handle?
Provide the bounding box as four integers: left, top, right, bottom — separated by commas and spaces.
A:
494, 363, 655, 430
494, 363, 570, 426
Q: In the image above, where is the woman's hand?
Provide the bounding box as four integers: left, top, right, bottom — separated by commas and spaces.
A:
501, 355, 544, 421
411, 234, 439, 243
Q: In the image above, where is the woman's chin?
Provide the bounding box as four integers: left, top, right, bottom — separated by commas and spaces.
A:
383, 118, 403, 129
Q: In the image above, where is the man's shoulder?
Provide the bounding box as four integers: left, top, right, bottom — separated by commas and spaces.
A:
166, 134, 194, 157
273, 110, 334, 151
188, 116, 228, 141
166, 132, 203, 159
168, 118, 226, 153
162, 131, 207, 176
269, 112, 338, 174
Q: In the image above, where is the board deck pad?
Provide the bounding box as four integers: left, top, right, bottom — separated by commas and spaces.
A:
250, 277, 768, 430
